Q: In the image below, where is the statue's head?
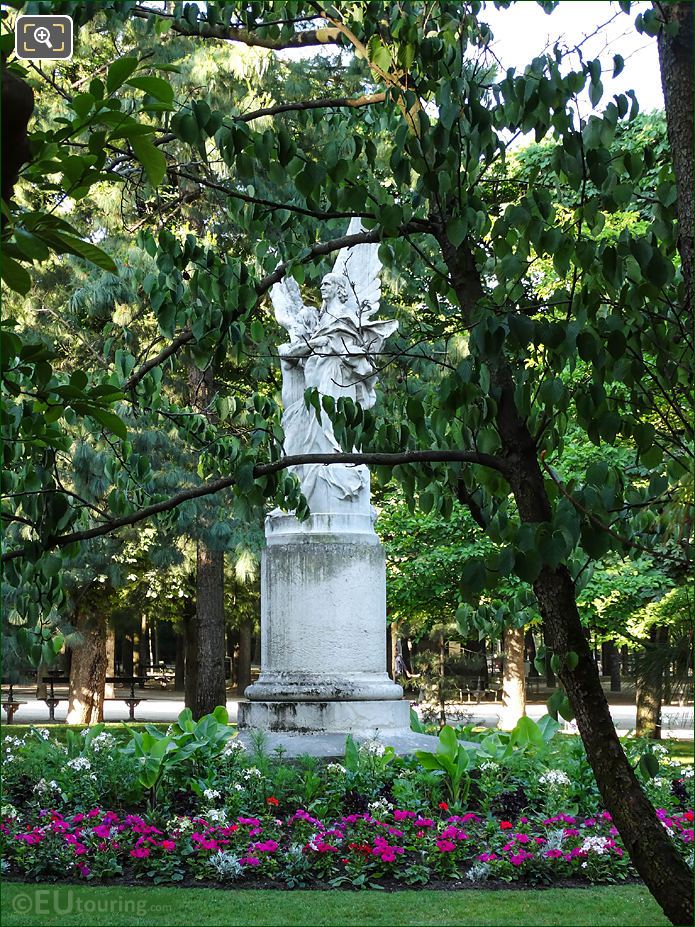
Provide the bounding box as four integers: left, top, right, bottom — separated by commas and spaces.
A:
320, 272, 350, 306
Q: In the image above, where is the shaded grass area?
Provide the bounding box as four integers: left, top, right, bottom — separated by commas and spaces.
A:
1, 883, 669, 927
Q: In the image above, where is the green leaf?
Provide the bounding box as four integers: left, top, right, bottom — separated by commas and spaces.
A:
130, 136, 167, 188
438, 725, 459, 760
107, 57, 139, 94
126, 76, 175, 106
1, 256, 31, 294
446, 217, 467, 248
89, 408, 128, 440
565, 651, 579, 671
51, 233, 117, 273
639, 752, 659, 779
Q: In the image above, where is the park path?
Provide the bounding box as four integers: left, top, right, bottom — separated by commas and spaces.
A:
4, 692, 692, 738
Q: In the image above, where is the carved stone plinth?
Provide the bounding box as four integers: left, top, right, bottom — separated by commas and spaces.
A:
238, 511, 414, 741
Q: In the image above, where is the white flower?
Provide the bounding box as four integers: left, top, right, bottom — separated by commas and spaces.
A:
203, 788, 221, 802
222, 739, 246, 756
652, 745, 669, 756
1, 803, 18, 819
580, 835, 612, 855
35, 728, 50, 740
361, 739, 386, 757
326, 762, 346, 774
680, 766, 694, 779
67, 756, 92, 772
538, 769, 571, 788
34, 778, 61, 796
242, 767, 262, 780
368, 798, 393, 817
649, 777, 667, 788
5, 754, 15, 763
480, 761, 499, 772
205, 808, 228, 825
232, 783, 244, 792
89, 732, 116, 753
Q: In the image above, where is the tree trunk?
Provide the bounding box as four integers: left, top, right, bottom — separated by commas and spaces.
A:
525, 630, 539, 677
437, 632, 446, 727
499, 625, 526, 729
35, 659, 47, 699
542, 627, 556, 687
609, 644, 621, 693
637, 627, 667, 739
237, 619, 252, 695
137, 617, 148, 688
122, 634, 134, 678
601, 641, 612, 678
174, 632, 185, 691
66, 609, 107, 724
104, 628, 116, 698
655, 1, 693, 311
185, 542, 227, 719
621, 644, 630, 675
183, 605, 199, 710
439, 236, 694, 926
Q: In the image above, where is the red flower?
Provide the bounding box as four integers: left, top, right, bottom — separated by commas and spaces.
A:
684, 811, 694, 822
500, 821, 513, 830
266, 797, 279, 807
438, 802, 449, 811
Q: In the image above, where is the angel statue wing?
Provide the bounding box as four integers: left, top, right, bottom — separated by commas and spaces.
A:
332, 217, 382, 323
270, 274, 318, 341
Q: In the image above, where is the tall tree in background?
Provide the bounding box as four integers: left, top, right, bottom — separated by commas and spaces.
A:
652, 0, 693, 308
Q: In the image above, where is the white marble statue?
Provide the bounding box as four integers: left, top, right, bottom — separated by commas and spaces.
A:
270, 219, 398, 511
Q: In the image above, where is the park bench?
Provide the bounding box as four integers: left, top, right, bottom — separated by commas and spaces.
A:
1, 683, 26, 724
41, 673, 146, 721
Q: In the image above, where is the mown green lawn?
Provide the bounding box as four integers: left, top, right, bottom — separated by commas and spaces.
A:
1, 883, 669, 926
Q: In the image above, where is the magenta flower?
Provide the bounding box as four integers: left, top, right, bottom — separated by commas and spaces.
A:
130, 847, 150, 858
435, 839, 457, 853
240, 856, 261, 867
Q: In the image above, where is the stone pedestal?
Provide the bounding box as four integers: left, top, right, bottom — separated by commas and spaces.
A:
238, 510, 413, 739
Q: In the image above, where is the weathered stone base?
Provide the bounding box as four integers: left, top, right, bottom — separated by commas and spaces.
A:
235, 730, 441, 757
237, 697, 411, 735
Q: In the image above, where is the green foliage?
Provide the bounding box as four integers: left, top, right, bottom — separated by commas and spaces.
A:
415, 725, 472, 806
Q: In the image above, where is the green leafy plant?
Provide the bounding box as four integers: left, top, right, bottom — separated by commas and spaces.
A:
415, 725, 472, 806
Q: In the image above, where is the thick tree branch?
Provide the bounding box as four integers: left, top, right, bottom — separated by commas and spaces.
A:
131, 6, 340, 49
1, 449, 505, 562
171, 168, 371, 221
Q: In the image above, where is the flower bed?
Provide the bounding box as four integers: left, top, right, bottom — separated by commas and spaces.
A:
3, 804, 693, 888
2, 717, 693, 890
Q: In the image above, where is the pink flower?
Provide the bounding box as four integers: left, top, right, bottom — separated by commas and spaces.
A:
513, 833, 530, 844
253, 840, 279, 853
87, 808, 101, 819
92, 824, 112, 839
510, 853, 528, 866
130, 847, 150, 858
477, 853, 497, 862
544, 849, 563, 859
160, 840, 176, 851
76, 863, 90, 877
240, 856, 261, 867
436, 839, 457, 853
73, 844, 88, 856
394, 810, 416, 821
414, 817, 434, 828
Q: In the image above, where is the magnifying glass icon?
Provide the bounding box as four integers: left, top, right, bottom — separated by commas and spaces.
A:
33, 25, 53, 49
